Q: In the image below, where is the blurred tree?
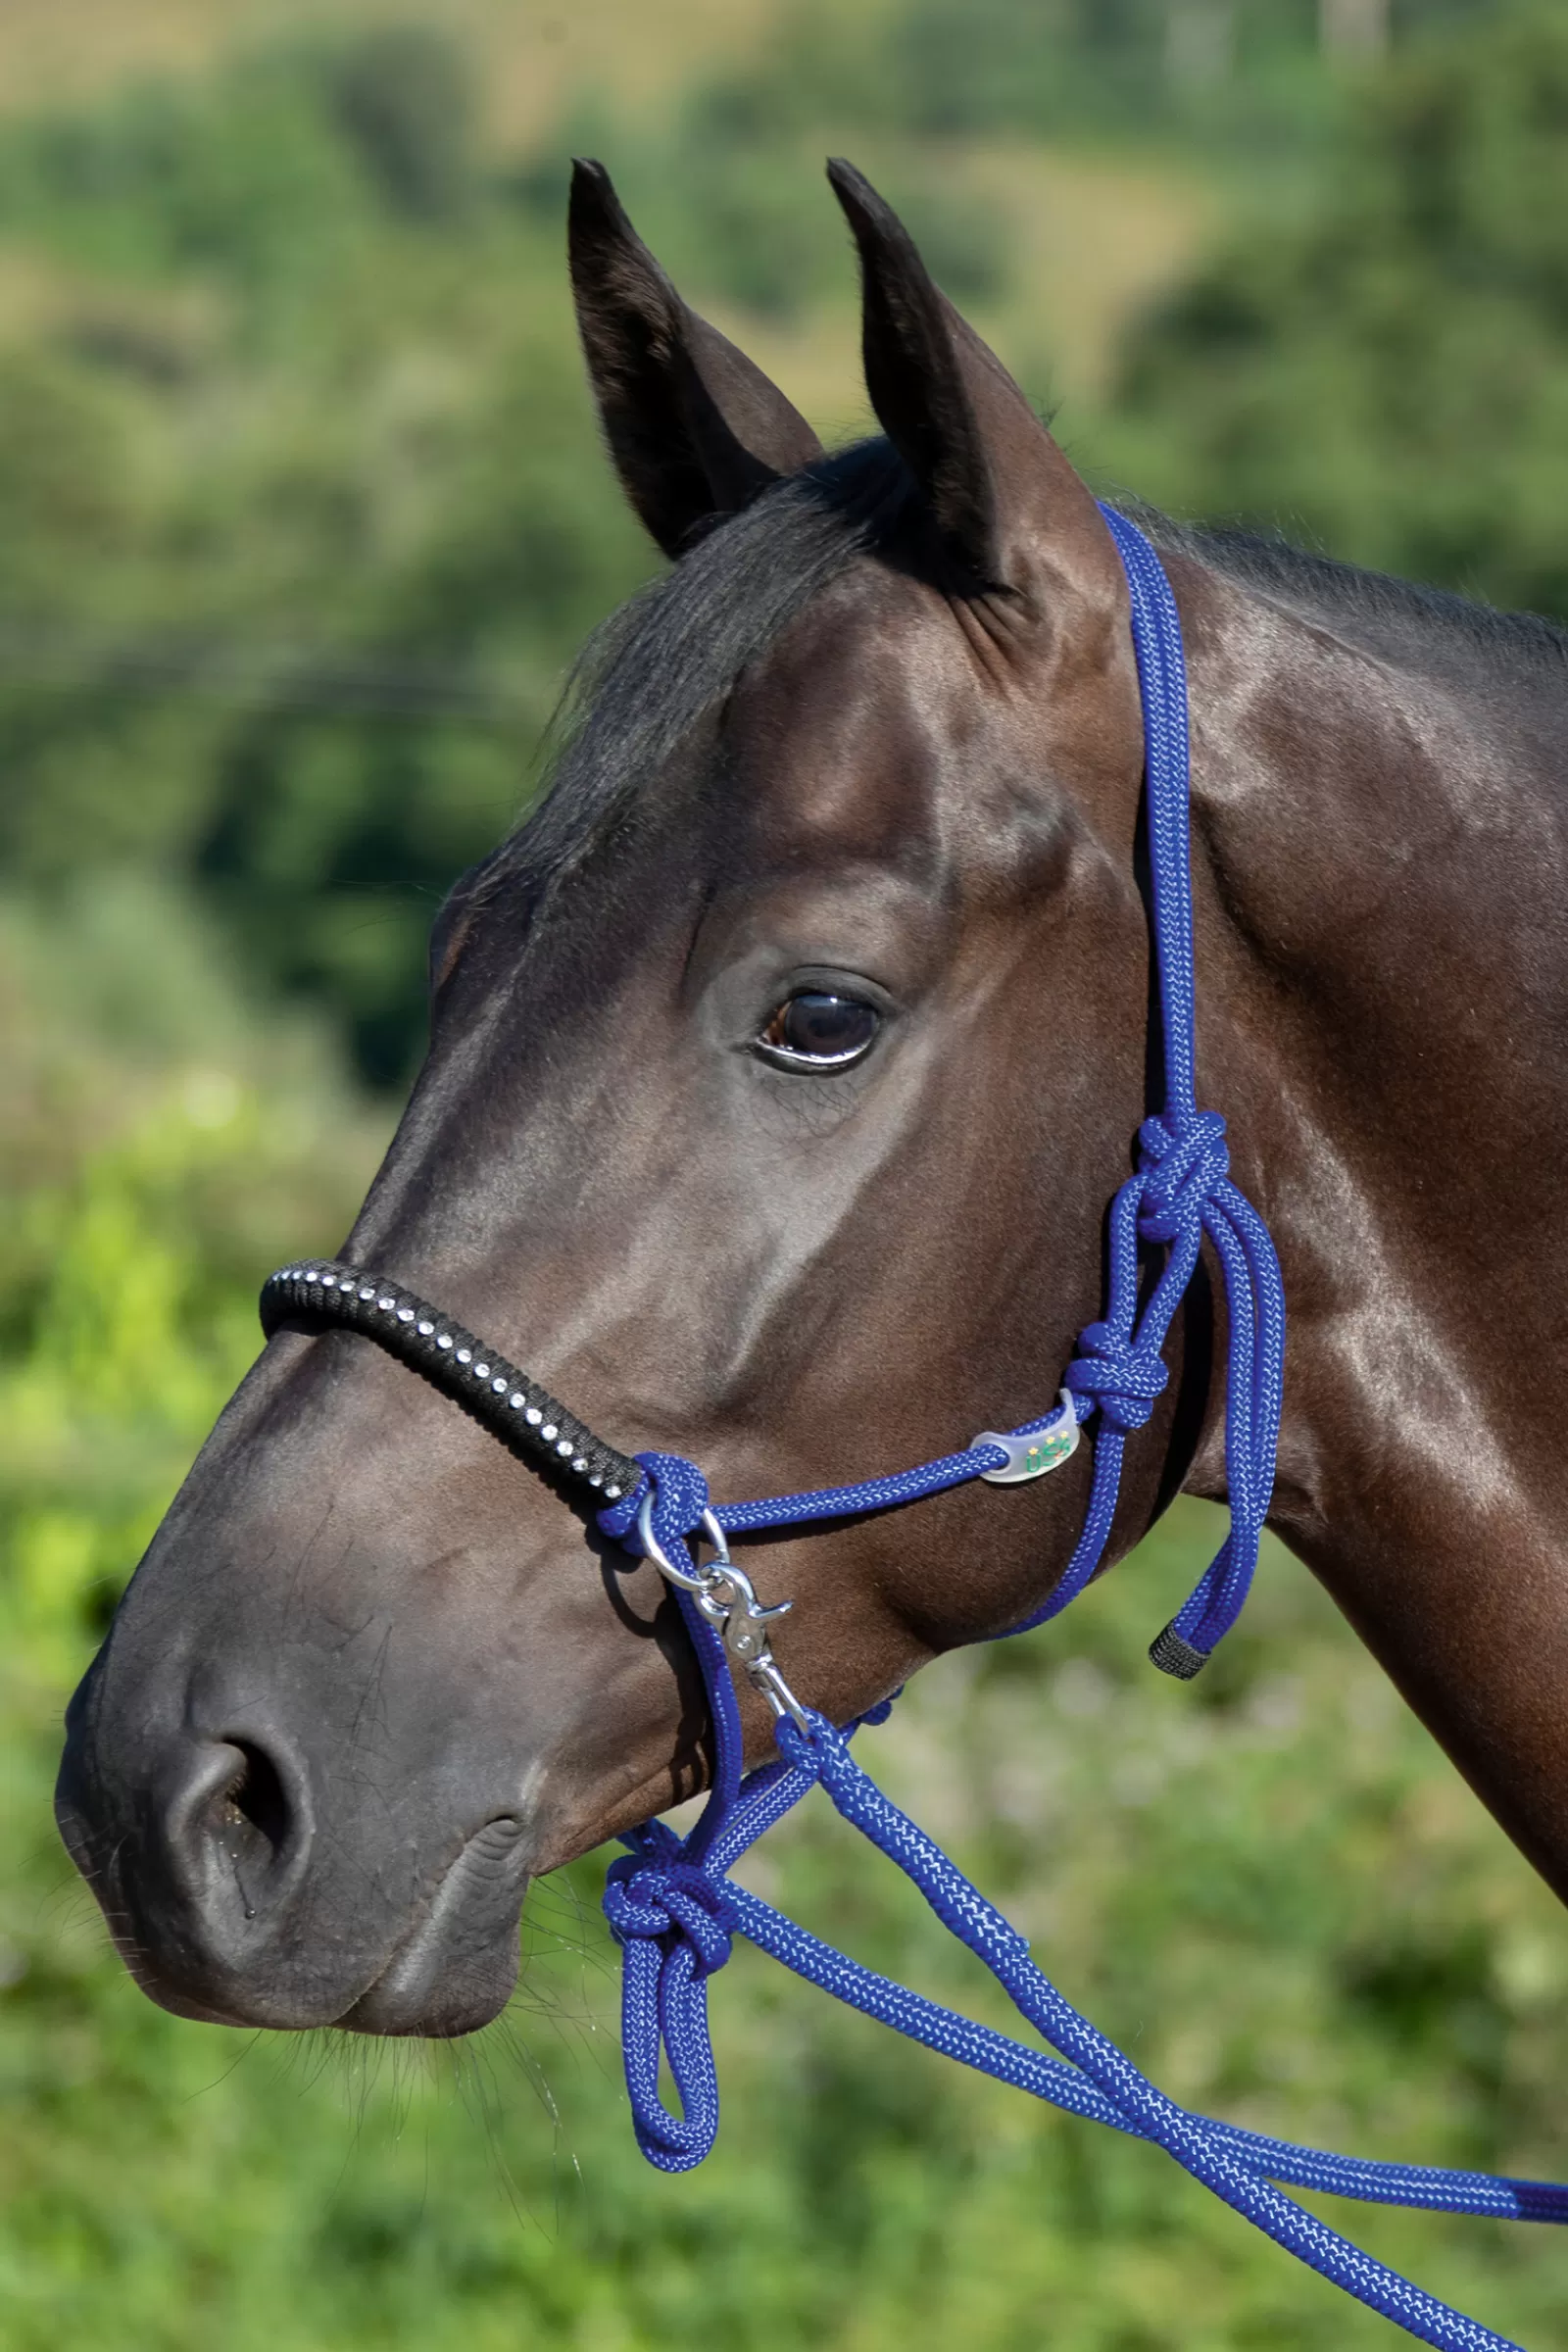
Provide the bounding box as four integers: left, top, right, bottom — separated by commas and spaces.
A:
1113, 0, 1568, 617
0, 33, 652, 1085
1166, 4, 1239, 94
1322, 0, 1392, 59
325, 24, 478, 222
878, 0, 1348, 142
886, 0, 1077, 136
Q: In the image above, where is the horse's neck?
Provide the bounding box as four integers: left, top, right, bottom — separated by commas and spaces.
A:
1177, 551, 1568, 1899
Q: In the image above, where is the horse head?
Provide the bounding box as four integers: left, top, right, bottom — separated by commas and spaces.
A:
58, 163, 1225, 2036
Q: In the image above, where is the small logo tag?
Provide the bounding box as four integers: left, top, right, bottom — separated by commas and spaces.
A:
974, 1392, 1081, 1485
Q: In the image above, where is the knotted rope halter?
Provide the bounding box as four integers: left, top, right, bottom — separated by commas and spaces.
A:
261, 512, 1562, 2352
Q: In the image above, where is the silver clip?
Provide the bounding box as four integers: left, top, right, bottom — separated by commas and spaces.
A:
746, 1651, 811, 1733
636, 1492, 797, 1670
634, 1491, 807, 1727
973, 1391, 1080, 1484
696, 1561, 792, 1665
635, 1494, 736, 1592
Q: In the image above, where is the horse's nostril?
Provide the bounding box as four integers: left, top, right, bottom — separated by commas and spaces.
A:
219, 1740, 291, 1875
161, 1730, 312, 1936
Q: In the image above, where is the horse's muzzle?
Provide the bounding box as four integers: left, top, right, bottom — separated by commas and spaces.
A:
55, 1650, 533, 2037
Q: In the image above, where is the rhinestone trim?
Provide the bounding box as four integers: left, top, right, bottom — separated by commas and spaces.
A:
258, 1257, 642, 1498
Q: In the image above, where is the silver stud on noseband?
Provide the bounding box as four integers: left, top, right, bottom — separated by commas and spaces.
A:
258, 1258, 642, 1498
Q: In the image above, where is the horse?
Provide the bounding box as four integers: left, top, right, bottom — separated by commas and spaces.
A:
54, 155, 1568, 2097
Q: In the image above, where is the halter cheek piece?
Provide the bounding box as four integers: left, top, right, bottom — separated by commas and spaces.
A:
261, 513, 1562, 2352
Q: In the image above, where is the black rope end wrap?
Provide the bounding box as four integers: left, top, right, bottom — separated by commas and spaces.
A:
1149, 1624, 1209, 1681
260, 1260, 643, 1502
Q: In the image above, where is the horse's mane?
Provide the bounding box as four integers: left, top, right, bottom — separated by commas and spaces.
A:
1169, 516, 1568, 679
491, 441, 1568, 902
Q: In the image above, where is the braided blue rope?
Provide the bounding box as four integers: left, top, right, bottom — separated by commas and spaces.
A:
604, 1692, 1558, 2344
725, 1858, 1568, 2222
593, 513, 1560, 2343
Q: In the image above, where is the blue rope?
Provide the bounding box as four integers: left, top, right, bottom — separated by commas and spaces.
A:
604, 1702, 1558, 2345
593, 513, 1559, 2344
602, 508, 1282, 1675
612, 1714, 1558, 2344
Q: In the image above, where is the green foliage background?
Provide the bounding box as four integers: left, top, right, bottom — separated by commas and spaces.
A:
6, 4, 1568, 2346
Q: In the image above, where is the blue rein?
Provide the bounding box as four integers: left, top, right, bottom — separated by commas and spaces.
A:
591, 512, 1564, 2352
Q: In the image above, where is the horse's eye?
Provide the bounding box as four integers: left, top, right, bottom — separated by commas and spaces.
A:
756, 991, 881, 1071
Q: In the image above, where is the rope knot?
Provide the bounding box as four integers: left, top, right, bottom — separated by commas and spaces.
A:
596, 1447, 710, 1557
1064, 1320, 1170, 1433
1136, 1109, 1229, 1244
603, 1855, 734, 1979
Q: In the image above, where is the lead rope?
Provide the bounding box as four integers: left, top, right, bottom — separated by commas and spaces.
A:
607, 1682, 1568, 2348
261, 511, 1564, 2349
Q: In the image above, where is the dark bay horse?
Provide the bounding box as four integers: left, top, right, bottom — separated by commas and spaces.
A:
56, 161, 1568, 2043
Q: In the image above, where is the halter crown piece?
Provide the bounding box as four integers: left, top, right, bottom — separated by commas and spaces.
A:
261, 512, 1566, 2352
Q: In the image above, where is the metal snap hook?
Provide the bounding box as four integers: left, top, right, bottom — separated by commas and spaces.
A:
701, 1559, 792, 1660
634, 1489, 805, 1721
747, 1652, 811, 1733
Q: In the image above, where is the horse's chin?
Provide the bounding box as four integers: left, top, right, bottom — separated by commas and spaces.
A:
334, 1818, 532, 2037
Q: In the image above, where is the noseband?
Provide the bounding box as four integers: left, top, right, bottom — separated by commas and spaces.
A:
261, 512, 1563, 2352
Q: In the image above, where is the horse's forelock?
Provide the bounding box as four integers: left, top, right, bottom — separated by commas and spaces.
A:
489, 442, 924, 907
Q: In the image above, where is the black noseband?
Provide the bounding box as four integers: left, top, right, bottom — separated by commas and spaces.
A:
260, 1261, 643, 1500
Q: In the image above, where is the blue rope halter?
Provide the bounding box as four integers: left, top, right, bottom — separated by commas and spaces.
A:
589, 513, 1560, 2352
262, 509, 1566, 2351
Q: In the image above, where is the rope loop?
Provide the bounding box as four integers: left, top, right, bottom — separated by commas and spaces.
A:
596, 1447, 707, 1552
603, 1854, 735, 1979
1137, 1108, 1230, 1244
772, 1709, 831, 1784
1064, 1320, 1170, 1433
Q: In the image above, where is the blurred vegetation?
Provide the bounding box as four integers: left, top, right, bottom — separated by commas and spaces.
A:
0, 26, 652, 1085
6, 1, 1568, 2346
1112, 0, 1568, 612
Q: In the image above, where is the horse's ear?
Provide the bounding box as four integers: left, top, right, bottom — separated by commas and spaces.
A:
827, 158, 1114, 608
568, 160, 824, 559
